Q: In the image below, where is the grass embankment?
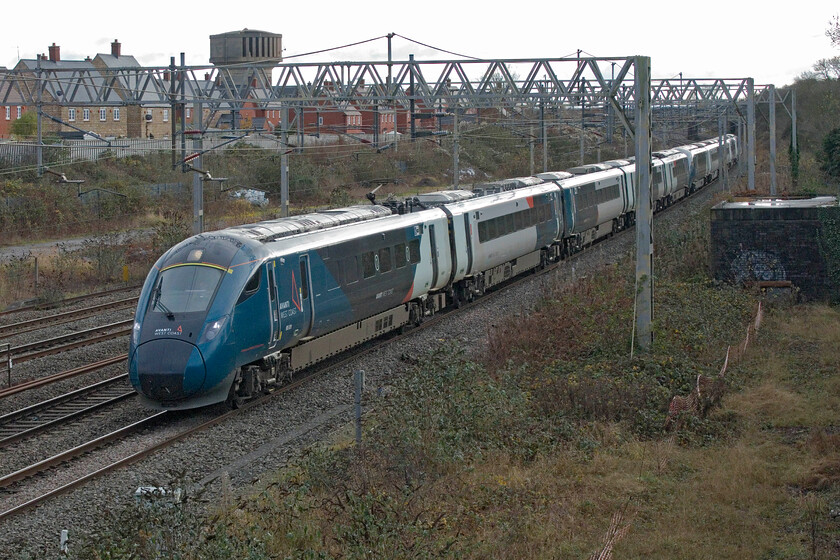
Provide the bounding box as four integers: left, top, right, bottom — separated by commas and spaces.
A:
71, 198, 840, 559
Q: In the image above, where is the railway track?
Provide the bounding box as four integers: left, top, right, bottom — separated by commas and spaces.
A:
0, 375, 134, 448
0, 355, 127, 399
0, 320, 132, 365
0, 297, 137, 339
0, 412, 169, 520
0, 285, 141, 317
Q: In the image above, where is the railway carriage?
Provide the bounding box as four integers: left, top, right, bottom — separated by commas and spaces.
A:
441, 183, 564, 302
555, 167, 635, 253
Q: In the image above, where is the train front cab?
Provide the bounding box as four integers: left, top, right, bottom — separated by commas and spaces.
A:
130, 235, 263, 409
130, 262, 227, 407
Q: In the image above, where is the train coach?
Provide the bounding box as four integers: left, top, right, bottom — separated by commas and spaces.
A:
129, 135, 739, 409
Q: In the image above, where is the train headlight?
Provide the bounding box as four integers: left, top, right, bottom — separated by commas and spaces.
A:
199, 315, 228, 344
132, 320, 141, 345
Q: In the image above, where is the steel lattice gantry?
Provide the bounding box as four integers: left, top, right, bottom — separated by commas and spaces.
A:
0, 56, 767, 114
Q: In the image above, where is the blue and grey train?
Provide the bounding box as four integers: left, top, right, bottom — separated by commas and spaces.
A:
129, 135, 739, 409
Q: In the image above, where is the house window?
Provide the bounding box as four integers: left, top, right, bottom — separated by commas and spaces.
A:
83, 108, 90, 121
17, 107, 22, 119
186, 107, 191, 119
5, 107, 9, 120
318, 116, 323, 126
99, 108, 107, 121
163, 109, 169, 122
68, 108, 76, 121
113, 108, 120, 121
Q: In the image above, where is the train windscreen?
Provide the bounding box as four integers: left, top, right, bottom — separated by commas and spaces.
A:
150, 265, 223, 315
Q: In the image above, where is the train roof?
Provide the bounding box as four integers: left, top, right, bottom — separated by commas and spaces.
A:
412, 190, 476, 206
566, 163, 611, 175
535, 171, 574, 181
443, 182, 561, 213
555, 166, 626, 189
218, 204, 393, 243
262, 207, 447, 256
473, 176, 544, 195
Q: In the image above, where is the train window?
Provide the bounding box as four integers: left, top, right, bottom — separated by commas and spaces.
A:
505, 214, 514, 235
268, 268, 276, 302
326, 260, 341, 286
152, 265, 223, 315
487, 219, 497, 240
394, 243, 407, 268
408, 239, 421, 263
236, 268, 261, 305
379, 247, 392, 273
345, 256, 360, 284
299, 261, 309, 300
478, 221, 488, 242
514, 210, 523, 231
362, 252, 376, 278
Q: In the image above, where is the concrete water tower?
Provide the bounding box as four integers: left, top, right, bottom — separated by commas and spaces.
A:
209, 29, 282, 84
209, 29, 282, 130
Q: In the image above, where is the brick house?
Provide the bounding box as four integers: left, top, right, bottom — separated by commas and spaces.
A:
0, 67, 22, 138
93, 40, 194, 139
9, 44, 129, 139
3, 41, 195, 140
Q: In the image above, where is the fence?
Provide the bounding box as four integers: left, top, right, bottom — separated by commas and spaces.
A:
664, 301, 764, 429
0, 132, 372, 168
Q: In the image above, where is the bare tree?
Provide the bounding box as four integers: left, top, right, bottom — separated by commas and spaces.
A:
811, 56, 840, 80
827, 14, 840, 48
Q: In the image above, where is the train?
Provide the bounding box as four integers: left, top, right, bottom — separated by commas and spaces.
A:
129, 134, 739, 409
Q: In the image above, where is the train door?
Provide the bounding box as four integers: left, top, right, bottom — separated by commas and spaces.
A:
267, 262, 281, 349
297, 255, 314, 338
428, 224, 440, 289
463, 214, 474, 276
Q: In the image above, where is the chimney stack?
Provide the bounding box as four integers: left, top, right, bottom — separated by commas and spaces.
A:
48, 43, 60, 62
111, 39, 121, 57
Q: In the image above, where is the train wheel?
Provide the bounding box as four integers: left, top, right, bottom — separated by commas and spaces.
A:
226, 375, 247, 409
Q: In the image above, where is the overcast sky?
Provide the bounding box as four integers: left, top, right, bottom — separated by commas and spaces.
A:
3, 1, 837, 88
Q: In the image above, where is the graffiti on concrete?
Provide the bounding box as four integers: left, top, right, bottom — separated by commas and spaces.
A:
731, 250, 787, 285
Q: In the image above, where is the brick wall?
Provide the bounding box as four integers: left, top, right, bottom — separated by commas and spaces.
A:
710, 203, 840, 301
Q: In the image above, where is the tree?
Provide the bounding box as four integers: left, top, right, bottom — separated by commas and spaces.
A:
790, 134, 800, 186
10, 111, 37, 138
827, 14, 840, 48
820, 127, 840, 181
809, 56, 840, 80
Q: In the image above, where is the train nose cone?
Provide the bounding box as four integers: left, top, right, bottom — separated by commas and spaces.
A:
133, 339, 206, 402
